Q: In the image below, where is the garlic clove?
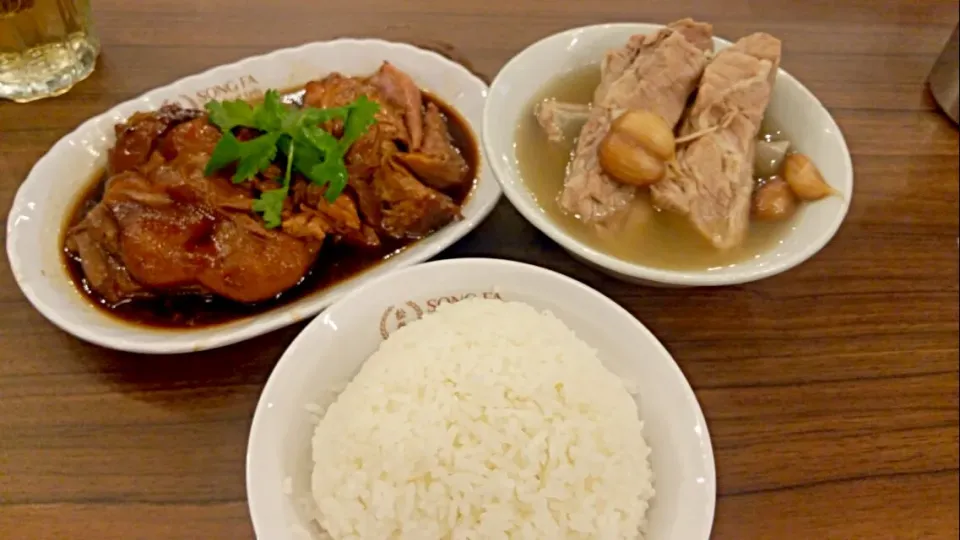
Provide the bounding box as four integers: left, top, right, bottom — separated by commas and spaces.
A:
611, 109, 676, 161
783, 153, 837, 201
598, 132, 666, 186
752, 177, 798, 221
597, 108, 677, 186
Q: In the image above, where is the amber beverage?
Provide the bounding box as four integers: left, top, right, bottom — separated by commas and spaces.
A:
0, 0, 99, 102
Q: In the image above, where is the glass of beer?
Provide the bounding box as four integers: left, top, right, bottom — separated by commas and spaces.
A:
0, 0, 100, 103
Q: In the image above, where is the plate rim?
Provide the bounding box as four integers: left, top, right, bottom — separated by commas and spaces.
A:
5, 38, 501, 354
245, 257, 717, 539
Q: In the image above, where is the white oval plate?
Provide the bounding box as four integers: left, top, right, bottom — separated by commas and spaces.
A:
246, 258, 716, 540
484, 23, 853, 287
6, 39, 500, 354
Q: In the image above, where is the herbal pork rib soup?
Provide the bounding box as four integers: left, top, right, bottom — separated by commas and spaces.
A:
516, 20, 841, 272
308, 299, 654, 539
514, 65, 795, 271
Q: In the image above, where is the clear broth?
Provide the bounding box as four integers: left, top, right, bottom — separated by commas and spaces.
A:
513, 65, 796, 271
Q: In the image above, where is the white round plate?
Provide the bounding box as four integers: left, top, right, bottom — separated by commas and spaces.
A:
246, 258, 716, 540
483, 23, 853, 287
6, 39, 500, 354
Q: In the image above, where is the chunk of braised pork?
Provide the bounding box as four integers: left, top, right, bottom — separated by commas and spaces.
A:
108, 104, 204, 175
395, 102, 469, 191
372, 156, 461, 240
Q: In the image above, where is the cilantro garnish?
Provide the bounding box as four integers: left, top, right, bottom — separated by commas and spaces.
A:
203, 90, 379, 228
251, 144, 294, 229
205, 131, 280, 184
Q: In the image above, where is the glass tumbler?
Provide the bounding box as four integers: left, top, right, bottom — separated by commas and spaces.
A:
927, 24, 959, 124
0, 0, 100, 103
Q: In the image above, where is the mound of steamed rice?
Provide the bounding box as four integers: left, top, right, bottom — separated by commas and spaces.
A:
310, 298, 654, 539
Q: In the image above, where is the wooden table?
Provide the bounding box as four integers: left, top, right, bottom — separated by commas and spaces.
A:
1, 1, 958, 538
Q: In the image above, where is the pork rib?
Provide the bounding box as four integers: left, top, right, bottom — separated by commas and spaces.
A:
651, 33, 782, 249
535, 99, 592, 143
558, 19, 714, 222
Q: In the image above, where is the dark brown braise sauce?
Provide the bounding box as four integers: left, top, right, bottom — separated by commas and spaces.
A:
62, 91, 479, 329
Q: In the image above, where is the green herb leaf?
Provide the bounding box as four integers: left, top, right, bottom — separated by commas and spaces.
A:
205, 99, 257, 131
205, 131, 283, 183
281, 138, 322, 175
251, 188, 287, 229
232, 132, 281, 184
299, 97, 379, 202
298, 124, 339, 154
307, 160, 349, 202
288, 117, 355, 201
283, 138, 296, 189
203, 90, 380, 227
283, 105, 351, 134
251, 143, 296, 229
252, 90, 286, 132
339, 95, 380, 149
204, 131, 243, 176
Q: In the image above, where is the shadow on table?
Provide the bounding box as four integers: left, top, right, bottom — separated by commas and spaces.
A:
64, 323, 304, 411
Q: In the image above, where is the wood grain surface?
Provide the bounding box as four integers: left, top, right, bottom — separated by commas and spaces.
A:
1, 1, 958, 538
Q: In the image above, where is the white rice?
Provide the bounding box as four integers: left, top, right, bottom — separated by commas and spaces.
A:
310, 298, 654, 539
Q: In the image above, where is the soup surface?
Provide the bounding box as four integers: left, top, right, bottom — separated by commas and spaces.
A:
514, 65, 797, 271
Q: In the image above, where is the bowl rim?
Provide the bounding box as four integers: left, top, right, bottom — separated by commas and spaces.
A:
483, 22, 854, 286
5, 37, 501, 354
246, 257, 716, 539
